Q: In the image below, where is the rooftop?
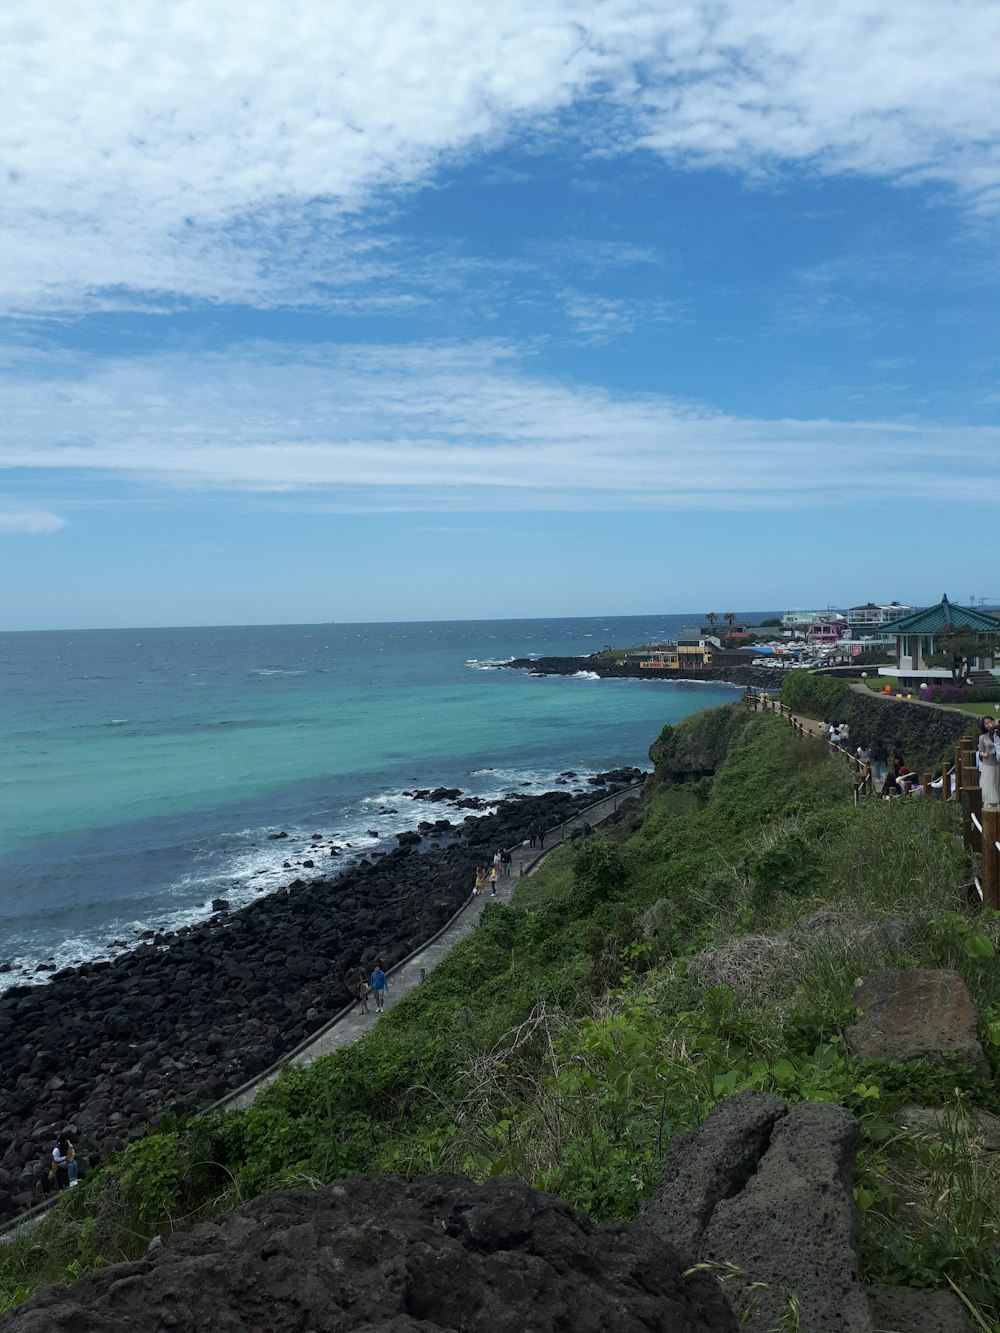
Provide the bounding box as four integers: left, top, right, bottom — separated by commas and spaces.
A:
883, 595, 1000, 635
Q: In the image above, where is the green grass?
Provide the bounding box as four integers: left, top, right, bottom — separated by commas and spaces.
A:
4, 704, 999, 1326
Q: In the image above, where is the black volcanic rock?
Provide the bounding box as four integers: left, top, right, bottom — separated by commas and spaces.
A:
0, 787, 609, 1219
0, 1174, 737, 1333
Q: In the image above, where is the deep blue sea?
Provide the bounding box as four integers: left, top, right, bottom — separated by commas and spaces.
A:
0, 615, 763, 987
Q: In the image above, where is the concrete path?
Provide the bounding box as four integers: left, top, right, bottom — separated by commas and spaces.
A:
223, 783, 643, 1111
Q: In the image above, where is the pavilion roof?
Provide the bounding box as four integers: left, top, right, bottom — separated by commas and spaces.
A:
882, 595, 1000, 635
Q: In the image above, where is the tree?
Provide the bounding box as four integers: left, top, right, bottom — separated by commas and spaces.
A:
925, 622, 993, 682
705, 612, 716, 629
724, 612, 736, 631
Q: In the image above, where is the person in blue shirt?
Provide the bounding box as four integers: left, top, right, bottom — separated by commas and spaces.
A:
369, 960, 389, 1013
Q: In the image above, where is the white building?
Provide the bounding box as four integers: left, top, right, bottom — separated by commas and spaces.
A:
847, 601, 913, 628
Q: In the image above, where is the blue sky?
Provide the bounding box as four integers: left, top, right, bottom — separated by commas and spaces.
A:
2, 1, 999, 628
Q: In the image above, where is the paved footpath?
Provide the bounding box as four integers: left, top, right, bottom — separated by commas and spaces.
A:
223, 784, 643, 1112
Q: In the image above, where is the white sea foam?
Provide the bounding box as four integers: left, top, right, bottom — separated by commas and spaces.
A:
0, 756, 649, 993
572, 671, 601, 680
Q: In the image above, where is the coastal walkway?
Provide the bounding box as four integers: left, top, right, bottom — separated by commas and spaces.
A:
0, 783, 643, 1244
219, 782, 644, 1113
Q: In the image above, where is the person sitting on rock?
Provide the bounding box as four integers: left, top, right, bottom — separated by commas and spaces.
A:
51, 1135, 78, 1189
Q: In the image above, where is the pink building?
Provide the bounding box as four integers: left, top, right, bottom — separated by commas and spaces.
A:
805, 621, 847, 645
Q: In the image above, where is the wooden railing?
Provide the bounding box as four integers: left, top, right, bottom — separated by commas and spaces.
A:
742, 689, 999, 909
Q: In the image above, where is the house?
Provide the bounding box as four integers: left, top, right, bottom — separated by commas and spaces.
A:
806, 621, 848, 646
677, 628, 721, 669
878, 595, 1000, 685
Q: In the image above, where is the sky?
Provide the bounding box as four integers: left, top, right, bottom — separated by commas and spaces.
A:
2, 1, 999, 629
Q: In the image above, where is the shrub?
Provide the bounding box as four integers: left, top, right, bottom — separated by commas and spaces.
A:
921, 683, 1000, 704
779, 670, 847, 720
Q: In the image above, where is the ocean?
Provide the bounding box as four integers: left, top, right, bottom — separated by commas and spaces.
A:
0, 615, 759, 987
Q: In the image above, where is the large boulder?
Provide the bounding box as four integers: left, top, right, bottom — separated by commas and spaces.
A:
866, 1285, 971, 1333
847, 969, 990, 1078
645, 1092, 871, 1332
0, 1173, 738, 1332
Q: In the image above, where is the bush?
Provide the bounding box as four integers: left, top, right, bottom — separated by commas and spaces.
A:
921, 683, 1000, 704
779, 670, 847, 720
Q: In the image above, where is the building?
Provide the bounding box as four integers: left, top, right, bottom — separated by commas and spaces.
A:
781, 609, 831, 628
847, 601, 913, 628
805, 621, 849, 646
638, 647, 679, 670
878, 595, 1000, 685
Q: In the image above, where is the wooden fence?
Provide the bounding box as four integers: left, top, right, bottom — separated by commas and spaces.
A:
743, 688, 1000, 910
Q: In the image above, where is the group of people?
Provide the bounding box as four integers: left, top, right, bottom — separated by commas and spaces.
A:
474, 848, 511, 897
353, 959, 389, 1015
842, 720, 1000, 804
824, 720, 850, 750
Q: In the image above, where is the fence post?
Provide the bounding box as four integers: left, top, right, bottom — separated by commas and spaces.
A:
921, 771, 932, 798
982, 806, 1000, 910
982, 807, 1000, 911
961, 752, 982, 854
954, 745, 965, 793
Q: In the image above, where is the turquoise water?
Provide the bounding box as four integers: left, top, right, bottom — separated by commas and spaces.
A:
0, 616, 750, 981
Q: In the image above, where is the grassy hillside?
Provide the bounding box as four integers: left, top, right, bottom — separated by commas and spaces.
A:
4, 703, 999, 1323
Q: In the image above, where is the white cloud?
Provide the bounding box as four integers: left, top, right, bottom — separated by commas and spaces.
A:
0, 509, 67, 533
1, 340, 996, 509
1, 2, 999, 311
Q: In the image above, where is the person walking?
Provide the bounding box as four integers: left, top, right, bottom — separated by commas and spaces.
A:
528, 825, 537, 849
369, 960, 389, 1013
474, 865, 485, 897
354, 970, 370, 1015
978, 718, 1000, 807
488, 864, 498, 896
537, 826, 545, 850
501, 847, 512, 878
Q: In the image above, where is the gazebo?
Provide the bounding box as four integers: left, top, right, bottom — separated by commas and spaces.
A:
878, 595, 1000, 685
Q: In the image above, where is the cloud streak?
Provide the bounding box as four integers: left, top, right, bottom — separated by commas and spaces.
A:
2, 1, 999, 311
0, 510, 67, 534
1, 341, 996, 509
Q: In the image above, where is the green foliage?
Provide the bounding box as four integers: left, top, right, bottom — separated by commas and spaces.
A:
4, 703, 998, 1328
779, 669, 847, 720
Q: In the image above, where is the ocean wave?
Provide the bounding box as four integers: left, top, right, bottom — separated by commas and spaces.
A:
249, 668, 306, 677
464, 657, 513, 671
571, 671, 601, 680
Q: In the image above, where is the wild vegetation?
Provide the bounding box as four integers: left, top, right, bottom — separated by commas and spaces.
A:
3, 705, 999, 1325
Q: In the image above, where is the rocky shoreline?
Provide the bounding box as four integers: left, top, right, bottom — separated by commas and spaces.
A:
505, 655, 778, 689
0, 776, 642, 1222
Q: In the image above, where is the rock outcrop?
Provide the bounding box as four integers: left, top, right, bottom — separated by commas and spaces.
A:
644, 1092, 970, 1333
847, 969, 990, 1078
2, 1095, 971, 1330
0, 1174, 739, 1332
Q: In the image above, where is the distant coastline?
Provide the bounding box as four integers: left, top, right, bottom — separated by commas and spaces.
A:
504, 654, 777, 689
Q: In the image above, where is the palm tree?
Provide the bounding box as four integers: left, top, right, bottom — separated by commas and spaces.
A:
706, 612, 717, 630
724, 612, 736, 631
